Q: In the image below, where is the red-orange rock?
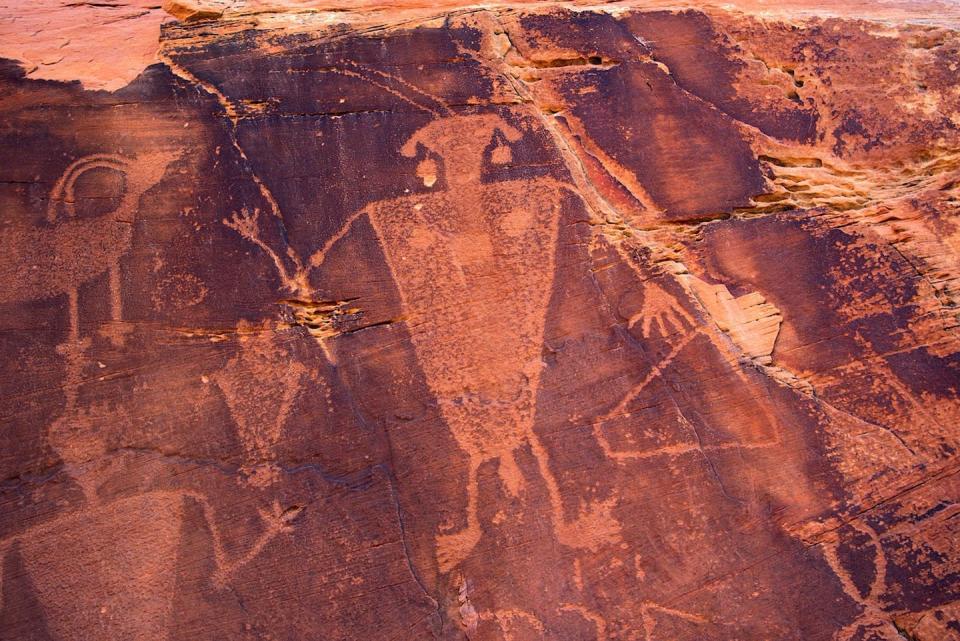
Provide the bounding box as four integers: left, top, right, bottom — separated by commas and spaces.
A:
1, 2, 959, 640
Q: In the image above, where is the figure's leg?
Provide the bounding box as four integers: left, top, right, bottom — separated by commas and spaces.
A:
58, 288, 93, 407
497, 449, 525, 498
109, 265, 122, 324
105, 265, 132, 347
57, 288, 89, 412
435, 455, 482, 574
68, 288, 78, 345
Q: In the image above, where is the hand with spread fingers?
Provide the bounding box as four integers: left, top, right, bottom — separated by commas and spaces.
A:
629, 281, 696, 339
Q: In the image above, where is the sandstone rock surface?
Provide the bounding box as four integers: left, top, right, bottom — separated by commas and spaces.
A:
1, 1, 959, 640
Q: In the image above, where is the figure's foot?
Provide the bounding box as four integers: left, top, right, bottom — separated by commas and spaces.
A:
555, 499, 621, 551
435, 527, 481, 574
258, 499, 303, 535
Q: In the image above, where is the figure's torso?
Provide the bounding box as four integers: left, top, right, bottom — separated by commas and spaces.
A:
366, 178, 566, 448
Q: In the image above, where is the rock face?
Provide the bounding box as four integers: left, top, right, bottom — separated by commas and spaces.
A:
1, 2, 959, 640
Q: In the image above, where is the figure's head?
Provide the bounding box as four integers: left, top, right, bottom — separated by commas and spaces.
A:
124, 150, 179, 194
401, 114, 523, 188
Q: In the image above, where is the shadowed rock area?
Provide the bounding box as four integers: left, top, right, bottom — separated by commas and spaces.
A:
1, 2, 959, 640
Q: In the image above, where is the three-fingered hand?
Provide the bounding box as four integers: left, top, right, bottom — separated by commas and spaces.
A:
259, 499, 304, 535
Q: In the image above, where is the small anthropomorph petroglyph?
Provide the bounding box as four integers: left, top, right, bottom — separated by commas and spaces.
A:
211, 319, 310, 487
0, 151, 299, 641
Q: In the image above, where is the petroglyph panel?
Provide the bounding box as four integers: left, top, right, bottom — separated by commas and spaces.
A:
2, 3, 960, 640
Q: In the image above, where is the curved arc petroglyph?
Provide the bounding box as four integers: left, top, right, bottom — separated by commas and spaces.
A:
819, 522, 901, 641
45, 154, 129, 221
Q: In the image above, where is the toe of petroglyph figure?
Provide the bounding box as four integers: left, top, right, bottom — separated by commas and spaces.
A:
435, 527, 482, 574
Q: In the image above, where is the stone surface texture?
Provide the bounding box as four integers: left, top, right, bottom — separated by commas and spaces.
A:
1, 1, 960, 640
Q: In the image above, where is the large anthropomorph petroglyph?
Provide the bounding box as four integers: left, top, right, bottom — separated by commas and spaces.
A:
339, 113, 621, 572
229, 109, 621, 573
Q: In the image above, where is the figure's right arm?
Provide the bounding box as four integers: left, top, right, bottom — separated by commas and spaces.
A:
307, 208, 370, 272
222, 207, 305, 292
